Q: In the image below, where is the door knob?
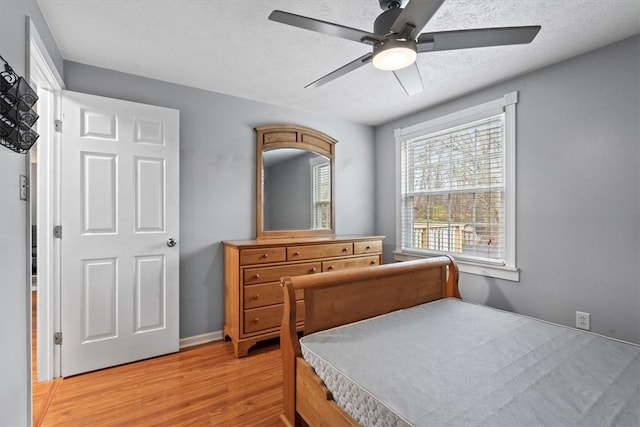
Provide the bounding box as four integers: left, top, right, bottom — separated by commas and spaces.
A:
167, 238, 177, 247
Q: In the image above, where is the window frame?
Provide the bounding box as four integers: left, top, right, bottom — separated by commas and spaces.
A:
394, 91, 519, 281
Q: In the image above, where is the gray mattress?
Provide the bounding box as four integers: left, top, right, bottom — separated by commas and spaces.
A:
299, 298, 640, 427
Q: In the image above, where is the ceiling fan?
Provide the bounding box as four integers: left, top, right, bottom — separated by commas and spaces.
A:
268, 0, 541, 96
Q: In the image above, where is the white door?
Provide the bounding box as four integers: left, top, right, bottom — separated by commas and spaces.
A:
60, 91, 179, 377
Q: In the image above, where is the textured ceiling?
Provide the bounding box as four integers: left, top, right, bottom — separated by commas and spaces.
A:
37, 0, 640, 126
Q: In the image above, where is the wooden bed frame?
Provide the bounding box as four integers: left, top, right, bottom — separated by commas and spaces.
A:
279, 256, 460, 427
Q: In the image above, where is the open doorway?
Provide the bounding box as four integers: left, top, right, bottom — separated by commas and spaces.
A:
28, 17, 64, 425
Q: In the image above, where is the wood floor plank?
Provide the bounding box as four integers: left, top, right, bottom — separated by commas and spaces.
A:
33, 290, 283, 425
40, 341, 283, 426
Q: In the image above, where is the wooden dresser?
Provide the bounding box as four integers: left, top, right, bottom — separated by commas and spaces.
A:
223, 235, 384, 357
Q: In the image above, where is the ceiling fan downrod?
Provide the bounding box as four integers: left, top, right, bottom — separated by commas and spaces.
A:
374, 5, 405, 36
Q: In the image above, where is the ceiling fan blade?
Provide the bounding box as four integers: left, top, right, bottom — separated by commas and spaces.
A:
269, 10, 384, 45
393, 62, 424, 96
390, 0, 446, 38
417, 26, 541, 52
306, 53, 373, 89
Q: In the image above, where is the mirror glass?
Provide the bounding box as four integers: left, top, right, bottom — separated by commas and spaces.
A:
262, 148, 331, 231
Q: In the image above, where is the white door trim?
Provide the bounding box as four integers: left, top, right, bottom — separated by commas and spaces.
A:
28, 17, 65, 381
28, 18, 65, 89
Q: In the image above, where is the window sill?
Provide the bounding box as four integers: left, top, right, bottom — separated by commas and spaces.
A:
393, 251, 520, 282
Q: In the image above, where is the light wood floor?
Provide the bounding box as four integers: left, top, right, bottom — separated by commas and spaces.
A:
32, 292, 284, 426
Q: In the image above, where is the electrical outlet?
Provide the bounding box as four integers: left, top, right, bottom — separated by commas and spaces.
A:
576, 311, 590, 331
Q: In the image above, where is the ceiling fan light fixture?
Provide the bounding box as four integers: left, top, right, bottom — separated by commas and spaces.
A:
372, 40, 417, 71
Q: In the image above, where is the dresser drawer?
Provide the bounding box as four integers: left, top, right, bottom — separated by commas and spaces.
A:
240, 247, 286, 265
354, 240, 382, 255
322, 255, 380, 272
287, 243, 353, 261
243, 301, 304, 334
243, 262, 321, 285
244, 282, 303, 309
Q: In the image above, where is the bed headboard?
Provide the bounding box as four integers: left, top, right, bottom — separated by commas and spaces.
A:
308, 257, 456, 334
282, 256, 459, 337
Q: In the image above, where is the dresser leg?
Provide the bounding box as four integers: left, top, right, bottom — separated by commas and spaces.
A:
233, 338, 259, 358
223, 324, 232, 341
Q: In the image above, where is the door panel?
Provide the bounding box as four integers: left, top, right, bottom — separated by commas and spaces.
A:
82, 258, 117, 341
134, 157, 165, 232
134, 254, 166, 332
80, 109, 117, 139
61, 91, 179, 377
81, 152, 117, 234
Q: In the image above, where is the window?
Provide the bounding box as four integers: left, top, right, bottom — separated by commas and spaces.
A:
395, 92, 519, 281
311, 158, 331, 229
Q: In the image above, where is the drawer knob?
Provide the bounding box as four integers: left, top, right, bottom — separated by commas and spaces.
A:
261, 253, 268, 258
366, 246, 371, 250
327, 265, 334, 270
310, 267, 317, 273
293, 251, 300, 256
253, 317, 260, 323
253, 273, 260, 279
370, 260, 376, 265
342, 247, 348, 252
252, 294, 259, 300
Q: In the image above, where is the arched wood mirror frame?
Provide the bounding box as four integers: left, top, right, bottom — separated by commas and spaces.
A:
256, 124, 337, 240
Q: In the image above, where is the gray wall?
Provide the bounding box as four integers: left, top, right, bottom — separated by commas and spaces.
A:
375, 35, 640, 344
0, 1, 63, 425
63, 61, 376, 339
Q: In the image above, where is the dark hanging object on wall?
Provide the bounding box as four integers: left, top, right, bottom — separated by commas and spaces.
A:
0, 53, 39, 154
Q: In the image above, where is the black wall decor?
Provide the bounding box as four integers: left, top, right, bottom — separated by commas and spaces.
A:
0, 53, 39, 154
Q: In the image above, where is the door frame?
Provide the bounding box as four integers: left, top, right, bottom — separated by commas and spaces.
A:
28, 17, 65, 381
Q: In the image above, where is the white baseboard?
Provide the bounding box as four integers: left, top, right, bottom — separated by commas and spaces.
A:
179, 330, 224, 349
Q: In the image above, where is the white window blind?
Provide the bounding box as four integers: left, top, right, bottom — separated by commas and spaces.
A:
312, 161, 330, 229
400, 114, 507, 265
